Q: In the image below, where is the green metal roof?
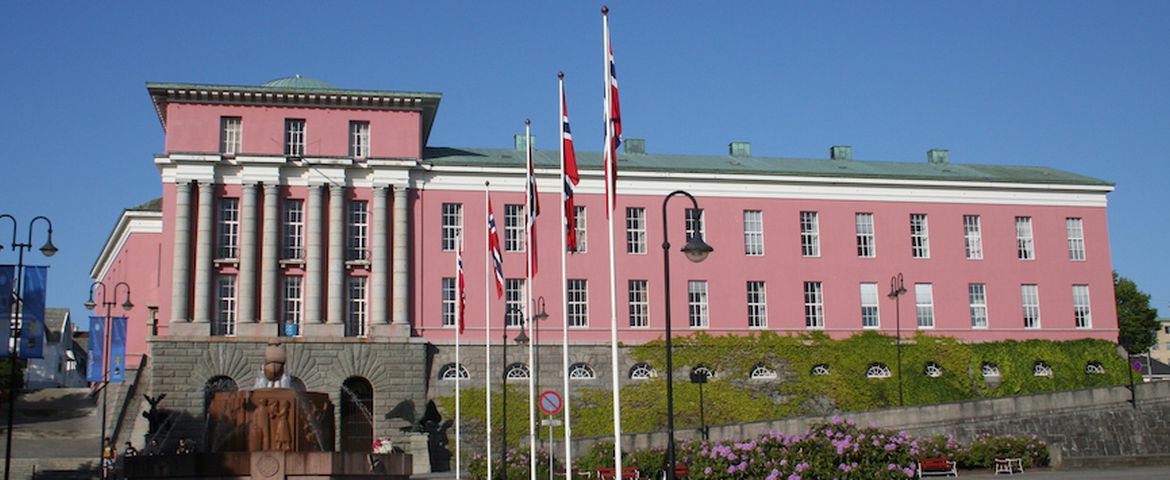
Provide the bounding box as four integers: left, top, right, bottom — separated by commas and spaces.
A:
423, 147, 1113, 187
261, 75, 336, 90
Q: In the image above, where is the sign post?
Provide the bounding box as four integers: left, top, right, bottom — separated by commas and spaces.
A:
538, 391, 562, 480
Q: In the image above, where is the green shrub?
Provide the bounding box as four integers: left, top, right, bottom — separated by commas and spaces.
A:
958, 433, 1049, 468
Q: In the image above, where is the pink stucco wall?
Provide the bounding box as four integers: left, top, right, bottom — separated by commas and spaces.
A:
163, 103, 422, 158
95, 226, 162, 368
413, 188, 1117, 345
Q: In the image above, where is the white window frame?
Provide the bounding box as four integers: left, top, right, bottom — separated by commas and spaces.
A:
685, 208, 706, 241
347, 200, 369, 261
743, 210, 764, 256
860, 282, 880, 328
220, 116, 242, 155
915, 283, 935, 328
506, 363, 530, 381
628, 279, 649, 328
969, 283, 989, 328
963, 215, 983, 260
504, 279, 525, 327
866, 363, 892, 379
749, 364, 777, 380
800, 211, 820, 257
1016, 216, 1035, 260
1073, 285, 1092, 329
441, 203, 463, 252
1067, 217, 1086, 261
217, 197, 240, 259
282, 275, 302, 336
282, 199, 304, 260
855, 212, 875, 258
1021, 284, 1041, 329
746, 281, 767, 328
567, 279, 588, 327
214, 275, 237, 336
442, 277, 456, 328
349, 121, 370, 158
629, 363, 656, 380
285, 119, 305, 157
687, 280, 709, 328
568, 363, 596, 380
804, 281, 824, 329
910, 214, 930, 258
924, 362, 943, 378
572, 205, 587, 253
346, 276, 367, 337
504, 204, 525, 252
440, 363, 470, 380
626, 207, 647, 254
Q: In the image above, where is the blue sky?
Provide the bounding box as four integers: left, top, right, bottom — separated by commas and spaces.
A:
0, 1, 1166, 327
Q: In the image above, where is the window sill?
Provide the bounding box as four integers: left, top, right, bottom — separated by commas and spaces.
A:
220, 153, 236, 160
345, 259, 370, 269
213, 258, 239, 267
280, 259, 305, 267
862, 325, 880, 330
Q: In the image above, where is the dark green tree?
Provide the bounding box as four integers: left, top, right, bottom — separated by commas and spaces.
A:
1115, 272, 1160, 354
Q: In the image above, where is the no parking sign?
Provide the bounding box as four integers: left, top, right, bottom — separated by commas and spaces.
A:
539, 390, 562, 415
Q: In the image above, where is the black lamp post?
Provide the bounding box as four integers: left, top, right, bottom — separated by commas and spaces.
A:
84, 281, 133, 479
887, 273, 907, 407
0, 214, 57, 480
501, 305, 530, 480
660, 191, 713, 480
689, 368, 709, 441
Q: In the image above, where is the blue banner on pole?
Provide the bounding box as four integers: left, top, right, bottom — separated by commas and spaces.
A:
109, 317, 127, 383
19, 266, 47, 359
87, 316, 105, 383
0, 265, 13, 358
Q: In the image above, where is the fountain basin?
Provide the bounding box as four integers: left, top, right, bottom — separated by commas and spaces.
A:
124, 451, 412, 479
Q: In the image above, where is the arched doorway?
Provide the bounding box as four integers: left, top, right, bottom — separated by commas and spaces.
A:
203, 376, 239, 450
339, 377, 373, 452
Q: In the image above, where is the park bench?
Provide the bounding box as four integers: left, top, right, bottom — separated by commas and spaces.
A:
657, 464, 689, 479
917, 457, 958, 478
994, 457, 1023, 475
593, 466, 641, 479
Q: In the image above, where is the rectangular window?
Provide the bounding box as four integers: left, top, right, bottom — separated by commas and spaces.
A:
1067, 217, 1086, 261
505, 279, 525, 327
915, 283, 935, 328
855, 213, 875, 258
282, 199, 304, 260
504, 204, 525, 252
1016, 216, 1035, 260
284, 119, 305, 157
800, 211, 820, 257
626, 207, 646, 254
214, 275, 237, 336
1021, 284, 1040, 329
349, 121, 370, 158
804, 281, 824, 328
963, 215, 983, 259
687, 280, 709, 328
910, 214, 930, 258
860, 283, 880, 328
743, 210, 764, 256
628, 280, 649, 328
217, 198, 240, 259
441, 203, 463, 251
282, 276, 302, 336
685, 208, 706, 241
567, 279, 588, 327
346, 276, 367, 337
969, 283, 988, 328
442, 277, 456, 328
220, 117, 242, 155
746, 281, 767, 328
347, 200, 369, 261
572, 206, 588, 253
1073, 285, 1092, 328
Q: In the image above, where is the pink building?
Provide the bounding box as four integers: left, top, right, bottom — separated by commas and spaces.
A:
94, 76, 1117, 451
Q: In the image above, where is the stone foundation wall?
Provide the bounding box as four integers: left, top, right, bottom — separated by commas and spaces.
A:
426, 343, 645, 398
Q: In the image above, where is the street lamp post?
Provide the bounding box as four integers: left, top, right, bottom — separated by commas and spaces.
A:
660, 191, 713, 480
84, 281, 133, 480
502, 306, 530, 480
689, 369, 709, 441
0, 214, 57, 480
888, 273, 907, 407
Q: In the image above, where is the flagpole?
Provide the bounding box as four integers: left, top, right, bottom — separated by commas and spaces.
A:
602, 6, 623, 475
455, 250, 462, 480
524, 119, 538, 480
485, 182, 494, 480
557, 72, 574, 479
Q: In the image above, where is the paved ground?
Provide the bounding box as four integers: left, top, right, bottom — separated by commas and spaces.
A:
414, 465, 1170, 479
0, 388, 102, 478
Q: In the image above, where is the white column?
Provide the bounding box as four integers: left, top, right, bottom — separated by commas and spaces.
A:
371, 186, 388, 325
238, 183, 258, 324
261, 183, 279, 325
192, 181, 214, 324
170, 181, 192, 324
391, 185, 410, 328
327, 184, 345, 325
305, 184, 324, 325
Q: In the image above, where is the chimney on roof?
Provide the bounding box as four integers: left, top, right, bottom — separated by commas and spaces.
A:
729, 141, 751, 158
625, 138, 646, 154
514, 134, 536, 151
830, 146, 853, 160
927, 149, 949, 164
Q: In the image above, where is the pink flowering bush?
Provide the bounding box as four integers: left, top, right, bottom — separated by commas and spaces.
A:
959, 433, 1049, 468
468, 447, 560, 480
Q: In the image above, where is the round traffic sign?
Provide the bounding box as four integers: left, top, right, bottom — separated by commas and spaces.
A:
1133, 360, 1144, 372
539, 390, 562, 415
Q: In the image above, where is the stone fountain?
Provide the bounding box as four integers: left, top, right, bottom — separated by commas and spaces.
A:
125, 342, 412, 479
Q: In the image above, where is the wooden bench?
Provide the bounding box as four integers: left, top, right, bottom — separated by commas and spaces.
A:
917, 458, 958, 478
657, 464, 689, 479
594, 466, 641, 479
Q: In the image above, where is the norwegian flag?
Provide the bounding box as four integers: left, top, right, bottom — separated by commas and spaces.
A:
487, 194, 505, 298
561, 75, 581, 252
525, 122, 540, 276
457, 250, 466, 334
603, 9, 622, 216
